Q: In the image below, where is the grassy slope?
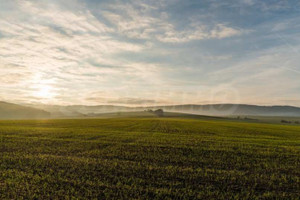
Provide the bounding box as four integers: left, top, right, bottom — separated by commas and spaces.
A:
0, 118, 299, 199
240, 116, 300, 125
0, 102, 50, 119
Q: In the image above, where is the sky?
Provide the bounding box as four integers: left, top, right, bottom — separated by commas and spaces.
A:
0, 0, 300, 106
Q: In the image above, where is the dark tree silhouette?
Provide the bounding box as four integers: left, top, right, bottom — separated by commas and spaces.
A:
154, 109, 164, 117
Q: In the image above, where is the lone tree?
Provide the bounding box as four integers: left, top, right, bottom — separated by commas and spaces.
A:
154, 109, 164, 117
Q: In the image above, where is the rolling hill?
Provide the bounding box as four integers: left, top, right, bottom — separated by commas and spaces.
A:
2, 102, 300, 119
0, 101, 50, 119
29, 103, 300, 117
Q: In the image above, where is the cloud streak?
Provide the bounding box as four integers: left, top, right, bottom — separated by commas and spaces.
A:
102, 1, 243, 43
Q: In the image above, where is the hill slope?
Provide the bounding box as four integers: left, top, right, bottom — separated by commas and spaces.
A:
0, 101, 50, 119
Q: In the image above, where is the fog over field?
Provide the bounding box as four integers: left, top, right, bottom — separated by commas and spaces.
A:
2, 101, 300, 119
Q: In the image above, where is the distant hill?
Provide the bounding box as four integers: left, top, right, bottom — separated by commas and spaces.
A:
27, 103, 300, 117
0, 101, 50, 119
28, 104, 131, 118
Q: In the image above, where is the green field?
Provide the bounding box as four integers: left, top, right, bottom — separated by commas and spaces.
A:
1, 117, 300, 199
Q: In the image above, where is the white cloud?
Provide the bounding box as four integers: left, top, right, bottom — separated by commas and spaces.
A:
157, 24, 242, 43
102, 1, 243, 43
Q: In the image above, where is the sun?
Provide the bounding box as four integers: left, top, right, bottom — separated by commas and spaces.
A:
36, 85, 55, 99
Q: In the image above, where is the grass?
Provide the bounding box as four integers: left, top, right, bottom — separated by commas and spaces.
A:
0, 117, 299, 199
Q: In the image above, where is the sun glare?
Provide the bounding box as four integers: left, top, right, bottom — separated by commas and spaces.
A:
36, 85, 55, 99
